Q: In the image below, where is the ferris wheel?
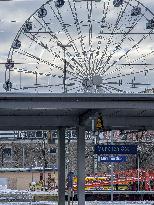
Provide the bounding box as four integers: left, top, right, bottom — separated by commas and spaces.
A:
3, 0, 154, 93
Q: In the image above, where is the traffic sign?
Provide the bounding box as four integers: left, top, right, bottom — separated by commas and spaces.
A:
94, 145, 137, 155
96, 113, 104, 130
98, 156, 127, 162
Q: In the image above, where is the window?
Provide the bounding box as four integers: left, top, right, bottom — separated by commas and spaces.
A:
2, 148, 12, 161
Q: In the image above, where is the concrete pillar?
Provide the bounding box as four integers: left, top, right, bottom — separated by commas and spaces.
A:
77, 126, 85, 205
58, 127, 65, 205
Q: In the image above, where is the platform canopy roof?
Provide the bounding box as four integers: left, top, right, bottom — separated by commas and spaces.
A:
0, 93, 154, 130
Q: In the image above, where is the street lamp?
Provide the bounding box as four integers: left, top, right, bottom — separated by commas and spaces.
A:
65, 131, 71, 205
110, 131, 114, 202
57, 42, 72, 93
137, 146, 141, 191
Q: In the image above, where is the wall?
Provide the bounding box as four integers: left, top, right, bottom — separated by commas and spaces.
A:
0, 171, 58, 190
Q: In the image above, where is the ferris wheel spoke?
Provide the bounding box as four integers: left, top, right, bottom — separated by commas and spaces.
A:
17, 47, 83, 80
14, 48, 63, 74
96, 17, 139, 74
103, 66, 154, 81
96, 1, 148, 75
39, 17, 89, 76
48, 3, 85, 67
68, 0, 90, 73
23, 83, 64, 89
101, 85, 115, 93
94, 9, 144, 74
99, 3, 152, 75
33, 16, 52, 35
95, 1, 130, 70
33, 16, 87, 76
92, 0, 111, 67
75, 88, 83, 93
32, 15, 62, 43
101, 30, 153, 77
87, 1, 95, 77
21, 20, 86, 79
24, 32, 84, 77
103, 50, 154, 81
53, 9, 78, 50
11, 67, 55, 80
87, 1, 93, 47
67, 84, 83, 93
103, 50, 154, 78
21, 48, 82, 79
104, 84, 127, 93
59, 36, 89, 76
24, 33, 60, 58
66, 59, 86, 77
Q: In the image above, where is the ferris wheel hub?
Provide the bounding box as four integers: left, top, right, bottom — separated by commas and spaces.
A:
92, 75, 102, 86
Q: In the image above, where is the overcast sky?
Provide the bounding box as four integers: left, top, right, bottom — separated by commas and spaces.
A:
0, 0, 154, 93
0, 0, 154, 59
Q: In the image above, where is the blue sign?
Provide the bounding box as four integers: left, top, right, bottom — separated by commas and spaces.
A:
98, 156, 127, 163
94, 145, 137, 155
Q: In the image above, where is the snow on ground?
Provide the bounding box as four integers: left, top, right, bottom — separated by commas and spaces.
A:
0, 188, 58, 195
0, 202, 153, 205
0, 190, 153, 204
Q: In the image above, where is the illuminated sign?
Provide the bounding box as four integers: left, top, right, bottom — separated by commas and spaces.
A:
94, 145, 137, 155
96, 113, 104, 130
98, 156, 127, 162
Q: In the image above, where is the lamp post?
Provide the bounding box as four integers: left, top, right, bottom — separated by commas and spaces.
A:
66, 131, 72, 205
1, 149, 4, 167
57, 42, 72, 93
31, 165, 34, 182
91, 117, 98, 174
42, 132, 47, 190
22, 145, 25, 168
137, 146, 141, 191
110, 130, 114, 202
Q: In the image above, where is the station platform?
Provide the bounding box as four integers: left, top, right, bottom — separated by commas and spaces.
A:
85, 191, 154, 195
70, 190, 154, 201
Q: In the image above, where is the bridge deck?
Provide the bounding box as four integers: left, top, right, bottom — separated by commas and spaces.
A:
0, 93, 154, 130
